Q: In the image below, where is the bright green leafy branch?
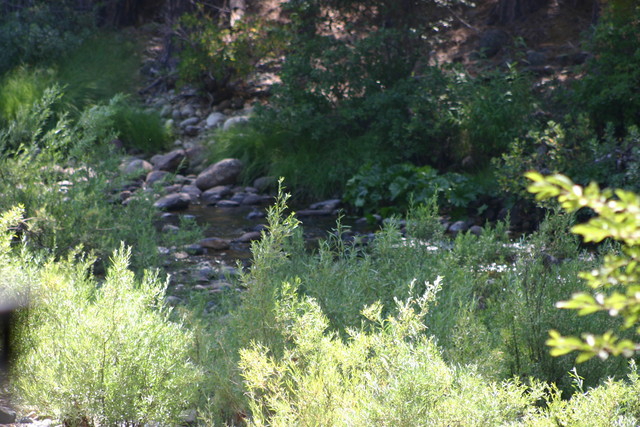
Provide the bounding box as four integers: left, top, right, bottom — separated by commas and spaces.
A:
526, 171, 640, 362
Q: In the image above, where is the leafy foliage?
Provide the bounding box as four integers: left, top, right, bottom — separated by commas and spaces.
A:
528, 172, 640, 362
0, 1, 94, 75
496, 117, 640, 199
574, 2, 640, 131
344, 163, 486, 216
10, 243, 201, 426
176, 6, 285, 89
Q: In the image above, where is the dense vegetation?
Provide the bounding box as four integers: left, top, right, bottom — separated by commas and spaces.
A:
1, 0, 640, 425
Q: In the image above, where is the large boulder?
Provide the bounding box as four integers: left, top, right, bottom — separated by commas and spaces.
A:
195, 159, 244, 191
151, 149, 187, 172
121, 159, 153, 177
153, 193, 191, 211
222, 116, 249, 132
205, 112, 226, 128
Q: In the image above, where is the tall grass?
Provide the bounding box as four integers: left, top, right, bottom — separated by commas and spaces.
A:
0, 32, 143, 125
191, 185, 640, 424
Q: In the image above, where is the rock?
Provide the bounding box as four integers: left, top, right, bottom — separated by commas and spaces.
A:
195, 158, 244, 190
309, 199, 341, 210
194, 281, 233, 292
162, 224, 180, 233
525, 50, 546, 66
110, 138, 124, 151
246, 210, 266, 220
199, 237, 231, 250
478, 29, 510, 58
469, 225, 483, 236
119, 190, 132, 202
179, 117, 200, 128
184, 125, 200, 136
234, 231, 262, 243
160, 104, 172, 117
146, 170, 170, 185
230, 192, 246, 203
244, 186, 258, 194
217, 200, 240, 207
195, 266, 215, 281
122, 159, 153, 177
205, 112, 226, 128
164, 184, 182, 193
253, 176, 276, 192
181, 409, 198, 425
180, 104, 195, 118
296, 209, 334, 217
157, 246, 171, 255
448, 220, 469, 236
252, 224, 268, 233
219, 265, 241, 278
181, 184, 202, 201
166, 296, 182, 306
241, 194, 264, 205
356, 214, 382, 225
222, 116, 250, 131
0, 406, 16, 424
154, 193, 191, 211
185, 145, 206, 171
172, 109, 181, 120
201, 185, 233, 204
152, 149, 187, 173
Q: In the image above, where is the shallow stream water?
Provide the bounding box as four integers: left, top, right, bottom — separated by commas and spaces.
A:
181, 203, 374, 265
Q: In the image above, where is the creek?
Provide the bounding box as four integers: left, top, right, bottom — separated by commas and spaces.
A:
169, 203, 375, 266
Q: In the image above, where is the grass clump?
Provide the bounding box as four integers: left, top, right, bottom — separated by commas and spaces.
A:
78, 94, 170, 154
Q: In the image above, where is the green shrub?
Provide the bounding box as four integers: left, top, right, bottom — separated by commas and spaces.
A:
574, 2, 640, 131
344, 163, 487, 216
454, 65, 537, 162
495, 118, 640, 198
11, 243, 200, 426
0, 1, 94, 75
177, 9, 285, 89
0, 89, 189, 270
240, 279, 547, 426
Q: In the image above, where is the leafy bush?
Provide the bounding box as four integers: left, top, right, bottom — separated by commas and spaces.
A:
213, 56, 535, 200
495, 118, 640, 198
177, 9, 285, 90
240, 279, 547, 426
0, 1, 94, 75
528, 172, 640, 362
344, 163, 487, 216
0, 88, 189, 270
574, 2, 640, 131
453, 65, 537, 161
9, 242, 200, 426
